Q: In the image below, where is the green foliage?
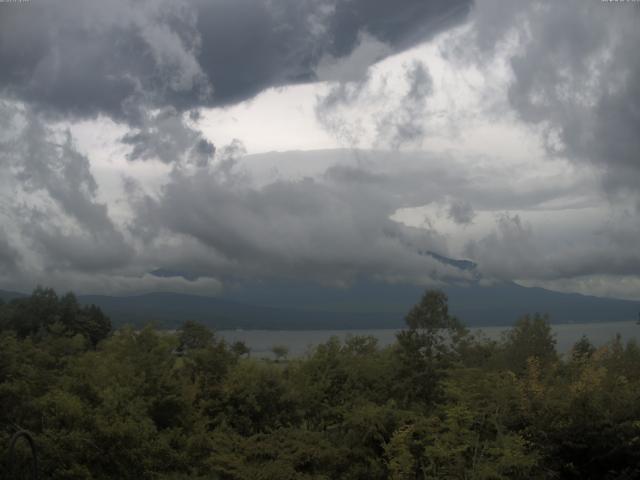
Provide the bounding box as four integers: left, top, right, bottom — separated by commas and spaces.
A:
0, 287, 111, 346
501, 313, 557, 374
231, 340, 251, 358
571, 335, 596, 362
1, 287, 639, 478
179, 320, 215, 351
395, 290, 468, 405
217, 361, 297, 435
271, 345, 289, 362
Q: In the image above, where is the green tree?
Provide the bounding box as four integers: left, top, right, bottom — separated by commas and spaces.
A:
6, 286, 60, 337
231, 340, 251, 358
395, 290, 467, 405
271, 345, 289, 362
78, 303, 112, 346
218, 361, 296, 435
571, 335, 596, 362
501, 313, 557, 374
0, 288, 111, 347
178, 320, 214, 352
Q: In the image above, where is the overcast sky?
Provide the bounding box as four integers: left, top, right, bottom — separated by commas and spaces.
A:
1, 0, 639, 300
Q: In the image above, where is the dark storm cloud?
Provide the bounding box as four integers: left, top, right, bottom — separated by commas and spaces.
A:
124, 150, 498, 285
0, 230, 20, 273
465, 211, 640, 283
0, 0, 210, 122
124, 148, 608, 286
0, 102, 133, 273
459, 0, 640, 195
14, 114, 114, 234
450, 0, 640, 288
0, 0, 472, 121
244, 149, 597, 214
5, 0, 640, 298
23, 221, 134, 273
194, 0, 470, 105
464, 213, 540, 280
315, 59, 434, 149
122, 107, 215, 165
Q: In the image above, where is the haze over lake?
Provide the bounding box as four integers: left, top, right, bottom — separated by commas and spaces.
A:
219, 321, 640, 359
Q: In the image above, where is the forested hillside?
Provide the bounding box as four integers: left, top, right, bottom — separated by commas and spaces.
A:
1, 288, 640, 479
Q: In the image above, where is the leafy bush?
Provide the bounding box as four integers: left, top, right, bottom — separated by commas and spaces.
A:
1, 288, 639, 478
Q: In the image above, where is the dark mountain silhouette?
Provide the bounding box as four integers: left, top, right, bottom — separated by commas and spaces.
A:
2, 281, 639, 330
217, 279, 640, 327
0, 289, 27, 302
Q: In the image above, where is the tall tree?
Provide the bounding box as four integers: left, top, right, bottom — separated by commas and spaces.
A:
502, 313, 557, 374
395, 290, 467, 405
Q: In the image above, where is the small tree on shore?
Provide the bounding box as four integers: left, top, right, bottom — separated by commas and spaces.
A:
272, 345, 289, 362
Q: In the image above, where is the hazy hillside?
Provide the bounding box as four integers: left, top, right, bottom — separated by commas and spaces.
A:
0, 289, 26, 302
3, 282, 639, 329
219, 280, 640, 328
77, 292, 393, 330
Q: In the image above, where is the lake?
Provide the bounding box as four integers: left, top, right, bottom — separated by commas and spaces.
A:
218, 321, 640, 359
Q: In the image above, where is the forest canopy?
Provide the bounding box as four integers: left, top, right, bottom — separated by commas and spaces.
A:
1, 288, 640, 479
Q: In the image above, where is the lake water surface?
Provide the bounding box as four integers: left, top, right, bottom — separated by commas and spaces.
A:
218, 321, 640, 359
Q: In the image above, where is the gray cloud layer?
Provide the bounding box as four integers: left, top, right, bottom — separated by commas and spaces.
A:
0, 0, 471, 122
0, 102, 133, 275
460, 0, 640, 196
124, 148, 494, 287
1, 0, 640, 299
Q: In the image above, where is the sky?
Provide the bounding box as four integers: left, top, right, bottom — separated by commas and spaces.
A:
1, 0, 639, 300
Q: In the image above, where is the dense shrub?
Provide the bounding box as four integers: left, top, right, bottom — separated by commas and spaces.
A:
1, 288, 639, 479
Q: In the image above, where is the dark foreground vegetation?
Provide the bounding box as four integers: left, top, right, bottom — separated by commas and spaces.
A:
2, 288, 640, 479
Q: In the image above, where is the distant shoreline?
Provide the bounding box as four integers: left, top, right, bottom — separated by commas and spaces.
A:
215, 321, 639, 358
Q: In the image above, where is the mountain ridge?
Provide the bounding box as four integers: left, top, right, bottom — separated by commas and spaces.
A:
2, 282, 639, 330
